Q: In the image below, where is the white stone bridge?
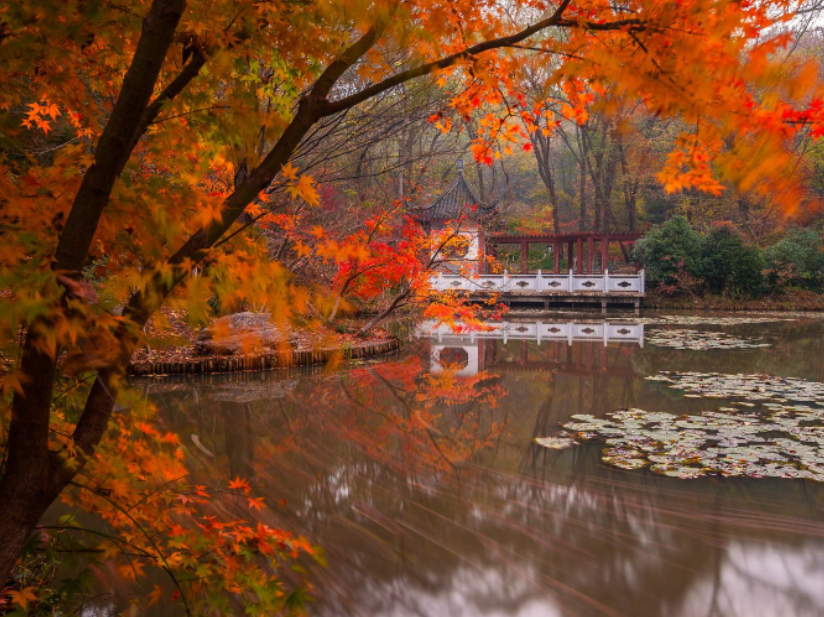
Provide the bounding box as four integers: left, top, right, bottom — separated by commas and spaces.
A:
430, 269, 645, 312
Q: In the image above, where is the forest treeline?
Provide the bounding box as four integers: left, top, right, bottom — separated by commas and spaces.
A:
293, 29, 824, 251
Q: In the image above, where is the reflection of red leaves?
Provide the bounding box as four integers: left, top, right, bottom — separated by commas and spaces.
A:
278, 356, 506, 478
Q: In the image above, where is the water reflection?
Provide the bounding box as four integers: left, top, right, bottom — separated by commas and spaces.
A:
142, 316, 824, 617
420, 319, 643, 377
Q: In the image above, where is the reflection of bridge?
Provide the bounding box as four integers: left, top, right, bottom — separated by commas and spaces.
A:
418, 320, 644, 376
420, 320, 644, 345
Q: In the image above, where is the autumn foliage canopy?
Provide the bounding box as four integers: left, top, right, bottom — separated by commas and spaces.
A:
2, 0, 824, 612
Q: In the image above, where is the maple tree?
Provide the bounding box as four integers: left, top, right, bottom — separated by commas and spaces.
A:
299, 204, 501, 333
2, 0, 824, 607
30, 388, 319, 615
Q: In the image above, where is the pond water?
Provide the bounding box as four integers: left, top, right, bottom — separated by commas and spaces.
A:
140, 313, 824, 617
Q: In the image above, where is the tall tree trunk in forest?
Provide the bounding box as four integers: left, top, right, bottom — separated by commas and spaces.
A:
355, 147, 371, 201
581, 120, 623, 234
737, 195, 751, 224
576, 125, 588, 231
617, 140, 638, 232
395, 91, 418, 198
601, 152, 619, 232
530, 131, 560, 234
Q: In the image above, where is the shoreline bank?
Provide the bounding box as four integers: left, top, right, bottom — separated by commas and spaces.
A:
641, 289, 824, 312
128, 337, 401, 376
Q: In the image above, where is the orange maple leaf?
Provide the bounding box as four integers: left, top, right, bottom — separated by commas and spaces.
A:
147, 584, 164, 607
247, 496, 265, 511
9, 587, 38, 610
229, 477, 251, 494
280, 161, 299, 180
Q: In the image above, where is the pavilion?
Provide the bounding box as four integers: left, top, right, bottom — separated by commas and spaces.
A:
412, 160, 641, 276
410, 159, 497, 275
417, 160, 646, 311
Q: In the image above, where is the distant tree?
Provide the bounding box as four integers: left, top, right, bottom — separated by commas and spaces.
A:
765, 227, 824, 290
699, 224, 765, 298
632, 216, 702, 287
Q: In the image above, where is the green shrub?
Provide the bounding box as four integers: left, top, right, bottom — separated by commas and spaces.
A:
632, 215, 701, 286
635, 220, 822, 298
698, 224, 764, 298
765, 227, 824, 290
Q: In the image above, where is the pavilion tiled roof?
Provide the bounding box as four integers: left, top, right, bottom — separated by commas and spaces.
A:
411, 160, 497, 224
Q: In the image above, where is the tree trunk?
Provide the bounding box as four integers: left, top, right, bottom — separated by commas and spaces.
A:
0, 490, 59, 586
617, 140, 637, 232
531, 131, 560, 234
0, 330, 65, 582
576, 125, 588, 231
327, 294, 343, 323
0, 0, 190, 584
358, 287, 410, 336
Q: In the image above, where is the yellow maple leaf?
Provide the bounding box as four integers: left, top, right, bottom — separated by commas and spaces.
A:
287, 174, 319, 206
280, 161, 299, 181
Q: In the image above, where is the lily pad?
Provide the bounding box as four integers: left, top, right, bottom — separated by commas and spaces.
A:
534, 436, 577, 450
650, 464, 706, 479
551, 371, 824, 482
602, 456, 649, 470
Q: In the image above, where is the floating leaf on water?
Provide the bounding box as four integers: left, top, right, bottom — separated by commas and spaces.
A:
565, 422, 611, 432
602, 456, 649, 470
650, 464, 706, 479
534, 436, 577, 450
570, 414, 598, 421
614, 314, 803, 326
602, 447, 644, 458
646, 328, 771, 351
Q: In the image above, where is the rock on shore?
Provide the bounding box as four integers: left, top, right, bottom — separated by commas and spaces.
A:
195, 312, 295, 356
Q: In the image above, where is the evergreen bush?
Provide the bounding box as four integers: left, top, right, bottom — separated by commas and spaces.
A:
631, 215, 702, 287
765, 227, 824, 291
698, 224, 765, 298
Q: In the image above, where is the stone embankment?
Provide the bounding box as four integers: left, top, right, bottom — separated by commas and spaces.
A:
129, 311, 400, 376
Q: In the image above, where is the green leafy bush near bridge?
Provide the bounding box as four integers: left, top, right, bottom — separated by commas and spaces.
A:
633, 218, 824, 299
